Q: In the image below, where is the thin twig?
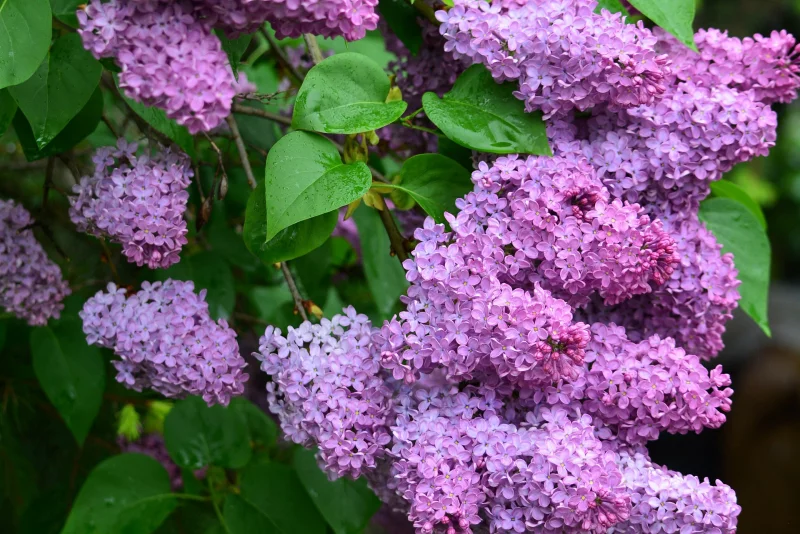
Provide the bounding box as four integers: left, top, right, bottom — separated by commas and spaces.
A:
42, 157, 56, 211
303, 34, 325, 65
262, 28, 305, 83
99, 239, 122, 285
400, 121, 441, 136
231, 103, 292, 126
102, 114, 120, 138
38, 224, 69, 261
281, 263, 310, 322
225, 115, 258, 190
236, 91, 282, 104
373, 195, 409, 263
57, 154, 83, 184
203, 132, 228, 198
233, 312, 269, 326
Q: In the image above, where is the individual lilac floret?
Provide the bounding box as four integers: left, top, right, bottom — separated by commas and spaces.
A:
611, 447, 740, 533
256, 307, 393, 479
78, 0, 238, 133
436, 0, 670, 117
582, 323, 733, 444
69, 140, 192, 270
193, 0, 379, 41
81, 280, 248, 405
0, 200, 70, 325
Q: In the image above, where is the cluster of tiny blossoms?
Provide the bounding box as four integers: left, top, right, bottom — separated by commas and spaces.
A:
69, 140, 192, 270
0, 200, 70, 325
81, 280, 248, 405
256, 307, 393, 479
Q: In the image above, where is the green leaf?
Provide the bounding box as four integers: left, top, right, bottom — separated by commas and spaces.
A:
229, 397, 277, 449
0, 0, 51, 90
0, 89, 16, 135
61, 453, 177, 534
378, 154, 472, 225
236, 462, 327, 534
709, 180, 767, 230
154, 252, 235, 320
595, 0, 630, 15
163, 396, 252, 470
244, 176, 338, 265
422, 64, 551, 155
699, 197, 771, 336
628, 0, 697, 50
117, 77, 195, 157
30, 318, 104, 445
50, 0, 83, 28
13, 87, 103, 161
264, 131, 371, 240
292, 53, 408, 134
217, 31, 253, 79
293, 448, 380, 534
352, 205, 408, 319
9, 34, 102, 148
224, 494, 280, 534
377, 0, 423, 55
293, 238, 332, 306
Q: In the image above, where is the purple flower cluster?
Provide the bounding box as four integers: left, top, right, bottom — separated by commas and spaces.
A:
81, 280, 248, 405
78, 0, 238, 133
69, 140, 192, 270
0, 200, 70, 325
436, 0, 670, 117
195, 0, 379, 41
255, 307, 393, 479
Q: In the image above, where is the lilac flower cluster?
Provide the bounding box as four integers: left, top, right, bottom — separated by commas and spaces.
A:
255, 307, 393, 479
0, 200, 70, 325
69, 140, 192, 270
81, 280, 248, 406
195, 0, 379, 41
78, 0, 238, 133
436, 0, 670, 117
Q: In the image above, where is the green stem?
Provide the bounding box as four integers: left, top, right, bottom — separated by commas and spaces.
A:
303, 34, 325, 65
401, 108, 424, 121
174, 493, 211, 502
208, 480, 232, 534
399, 121, 441, 137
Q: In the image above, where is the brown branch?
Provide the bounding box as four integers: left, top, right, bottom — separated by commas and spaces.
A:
232, 103, 292, 126
99, 239, 122, 285
203, 132, 228, 199
281, 262, 309, 322
373, 195, 409, 263
261, 28, 305, 84
102, 114, 120, 138
225, 115, 258, 190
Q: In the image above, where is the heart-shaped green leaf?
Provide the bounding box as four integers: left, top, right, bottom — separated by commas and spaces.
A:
377, 154, 473, 225
0, 0, 51, 89
422, 64, 551, 155
628, 0, 697, 50
699, 197, 771, 336
264, 131, 371, 240
9, 34, 102, 148
292, 53, 407, 134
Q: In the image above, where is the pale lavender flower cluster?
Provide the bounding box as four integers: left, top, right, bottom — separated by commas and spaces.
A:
69, 140, 192, 270
81, 280, 248, 406
0, 200, 70, 326
255, 307, 393, 479
436, 0, 670, 117
78, 0, 237, 133
195, 0, 379, 41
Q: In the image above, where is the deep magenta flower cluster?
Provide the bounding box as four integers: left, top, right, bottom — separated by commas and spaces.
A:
81, 280, 248, 406
437, 0, 670, 117
0, 200, 70, 326
69, 140, 192, 270
256, 307, 393, 479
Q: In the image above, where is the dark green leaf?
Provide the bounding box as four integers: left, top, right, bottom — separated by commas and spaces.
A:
628, 0, 697, 50
264, 131, 371, 240
244, 176, 338, 265
293, 238, 332, 306
30, 317, 105, 445
437, 136, 473, 171
9, 34, 102, 148
155, 252, 235, 320
13, 87, 103, 161
292, 53, 407, 134
0, 0, 51, 89
229, 397, 277, 449
216, 31, 253, 79
380, 154, 472, 224
352, 205, 408, 319
709, 180, 767, 230
0, 89, 16, 135
595, 0, 630, 15
50, 0, 83, 28
377, 0, 423, 55
422, 64, 551, 155
248, 285, 298, 329
699, 197, 771, 336
0, 321, 5, 353
225, 494, 280, 534
61, 453, 177, 534
237, 462, 327, 534
293, 448, 380, 534
163, 396, 252, 470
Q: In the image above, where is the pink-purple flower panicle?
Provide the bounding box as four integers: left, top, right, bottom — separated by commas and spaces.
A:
81, 280, 248, 406
0, 200, 70, 326
69, 140, 192, 270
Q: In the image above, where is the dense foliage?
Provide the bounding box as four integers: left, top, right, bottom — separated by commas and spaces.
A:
0, 0, 794, 533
